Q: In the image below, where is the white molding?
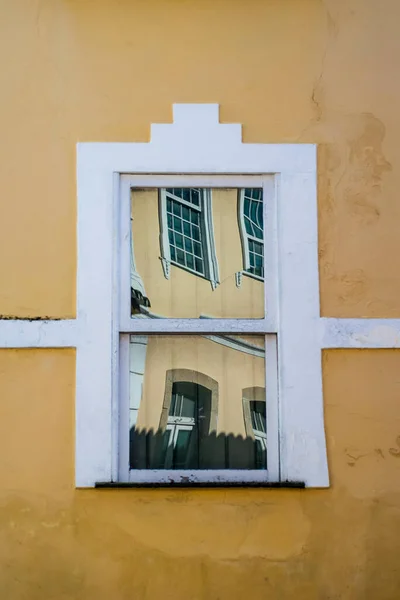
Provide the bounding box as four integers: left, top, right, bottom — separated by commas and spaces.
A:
128, 469, 270, 484
277, 171, 328, 487
0, 320, 78, 348
77, 105, 316, 175
5, 317, 400, 352
320, 318, 400, 349
124, 317, 276, 334
5, 105, 324, 488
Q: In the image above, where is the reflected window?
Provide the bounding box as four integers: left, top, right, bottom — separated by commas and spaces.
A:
238, 188, 264, 279
162, 381, 202, 469
242, 386, 267, 469
250, 401, 267, 469
159, 188, 219, 287
166, 189, 206, 276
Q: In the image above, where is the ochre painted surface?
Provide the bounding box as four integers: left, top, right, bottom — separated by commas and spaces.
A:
1, 0, 400, 598
1, 349, 400, 598
0, 0, 399, 317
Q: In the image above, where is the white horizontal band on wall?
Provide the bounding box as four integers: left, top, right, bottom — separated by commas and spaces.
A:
2, 317, 400, 350
0, 319, 78, 348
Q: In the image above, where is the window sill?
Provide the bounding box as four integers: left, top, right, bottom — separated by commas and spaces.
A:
242, 270, 264, 282
95, 481, 305, 489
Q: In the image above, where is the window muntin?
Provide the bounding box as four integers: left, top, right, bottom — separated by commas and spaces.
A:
239, 188, 264, 280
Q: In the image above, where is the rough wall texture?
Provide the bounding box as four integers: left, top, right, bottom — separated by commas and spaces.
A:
1, 0, 400, 598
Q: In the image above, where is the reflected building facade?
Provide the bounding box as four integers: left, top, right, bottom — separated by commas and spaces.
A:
129, 188, 267, 470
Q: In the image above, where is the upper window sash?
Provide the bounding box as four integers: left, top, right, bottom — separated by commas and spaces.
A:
119, 174, 277, 335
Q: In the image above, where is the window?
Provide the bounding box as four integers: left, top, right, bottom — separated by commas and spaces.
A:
163, 381, 200, 469
159, 187, 219, 288
122, 175, 277, 485
238, 188, 264, 279
242, 387, 267, 469
75, 103, 329, 488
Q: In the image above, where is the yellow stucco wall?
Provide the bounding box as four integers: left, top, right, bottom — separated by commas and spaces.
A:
1, 0, 400, 598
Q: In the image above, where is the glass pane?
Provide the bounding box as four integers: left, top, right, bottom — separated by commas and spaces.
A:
174, 429, 195, 468
130, 187, 265, 318
129, 334, 267, 470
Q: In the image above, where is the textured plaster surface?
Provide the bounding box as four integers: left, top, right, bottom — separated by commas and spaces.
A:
1, 350, 400, 598
1, 0, 400, 597
0, 0, 398, 317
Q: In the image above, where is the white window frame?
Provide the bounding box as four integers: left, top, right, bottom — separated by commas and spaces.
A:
73, 104, 329, 488
120, 173, 278, 484
238, 188, 264, 281
159, 187, 220, 288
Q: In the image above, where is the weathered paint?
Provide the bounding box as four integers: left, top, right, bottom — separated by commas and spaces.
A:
1, 0, 400, 598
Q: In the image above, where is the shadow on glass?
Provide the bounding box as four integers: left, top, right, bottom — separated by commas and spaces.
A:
129, 334, 267, 470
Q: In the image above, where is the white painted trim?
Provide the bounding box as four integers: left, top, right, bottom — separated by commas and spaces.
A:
123, 175, 265, 188
75, 151, 115, 486
265, 334, 280, 482
276, 172, 328, 487
123, 317, 276, 334
118, 334, 130, 483
320, 318, 400, 348
78, 105, 324, 487
6, 317, 400, 352
111, 172, 121, 482
128, 469, 270, 484
0, 320, 78, 348
263, 176, 278, 324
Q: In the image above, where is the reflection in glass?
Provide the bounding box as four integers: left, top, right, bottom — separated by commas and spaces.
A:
130, 187, 265, 319
129, 334, 267, 470
250, 401, 267, 469
166, 189, 206, 277
241, 188, 264, 279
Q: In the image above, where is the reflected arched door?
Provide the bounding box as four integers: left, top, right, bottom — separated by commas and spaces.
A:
161, 381, 212, 469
